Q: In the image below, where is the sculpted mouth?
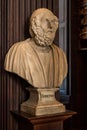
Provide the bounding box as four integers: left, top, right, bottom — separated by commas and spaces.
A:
47, 30, 54, 33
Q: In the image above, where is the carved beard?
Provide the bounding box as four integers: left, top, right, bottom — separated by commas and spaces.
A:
31, 21, 55, 46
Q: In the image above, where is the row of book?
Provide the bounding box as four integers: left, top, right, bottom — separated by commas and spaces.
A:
80, 0, 87, 39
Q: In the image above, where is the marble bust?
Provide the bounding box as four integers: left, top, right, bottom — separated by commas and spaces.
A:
4, 8, 67, 88
4, 8, 68, 115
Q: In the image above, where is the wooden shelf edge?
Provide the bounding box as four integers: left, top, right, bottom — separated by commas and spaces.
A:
11, 110, 77, 124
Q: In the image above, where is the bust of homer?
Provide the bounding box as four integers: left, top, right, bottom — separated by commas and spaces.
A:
4, 8, 67, 89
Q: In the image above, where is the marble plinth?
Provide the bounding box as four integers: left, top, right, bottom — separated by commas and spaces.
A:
21, 88, 65, 116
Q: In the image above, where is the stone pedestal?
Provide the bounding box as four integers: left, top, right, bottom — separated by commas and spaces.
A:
21, 87, 65, 116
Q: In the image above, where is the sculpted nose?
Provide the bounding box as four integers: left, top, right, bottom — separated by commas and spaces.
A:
48, 22, 53, 29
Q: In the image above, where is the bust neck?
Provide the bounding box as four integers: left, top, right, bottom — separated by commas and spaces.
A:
27, 38, 52, 53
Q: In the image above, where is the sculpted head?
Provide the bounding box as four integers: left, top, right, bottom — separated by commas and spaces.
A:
29, 8, 58, 46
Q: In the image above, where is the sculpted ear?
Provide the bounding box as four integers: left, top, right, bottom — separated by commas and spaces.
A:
29, 16, 38, 38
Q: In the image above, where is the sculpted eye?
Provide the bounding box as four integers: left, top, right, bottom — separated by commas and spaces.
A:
52, 19, 58, 25
51, 20, 58, 30
46, 19, 52, 28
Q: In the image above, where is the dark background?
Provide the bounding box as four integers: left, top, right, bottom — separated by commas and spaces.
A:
0, 0, 87, 130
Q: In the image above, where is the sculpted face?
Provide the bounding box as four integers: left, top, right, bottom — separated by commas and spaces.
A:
40, 13, 58, 40
29, 8, 58, 46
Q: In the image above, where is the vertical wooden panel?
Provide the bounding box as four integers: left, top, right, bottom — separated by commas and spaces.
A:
0, 0, 2, 130
53, 0, 59, 15
19, 0, 25, 40
41, 0, 47, 8
13, 0, 20, 42
0, 1, 59, 130
30, 0, 37, 13
24, 0, 31, 38
0, 0, 2, 128
1, 0, 7, 130
0, 0, 1, 127
47, 0, 53, 10
36, 0, 41, 8
6, 1, 15, 129
7, 0, 14, 47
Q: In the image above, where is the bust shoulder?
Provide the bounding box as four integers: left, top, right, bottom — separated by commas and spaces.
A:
51, 43, 65, 54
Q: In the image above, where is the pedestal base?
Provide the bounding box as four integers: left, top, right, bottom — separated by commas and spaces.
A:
11, 110, 77, 130
21, 88, 65, 116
